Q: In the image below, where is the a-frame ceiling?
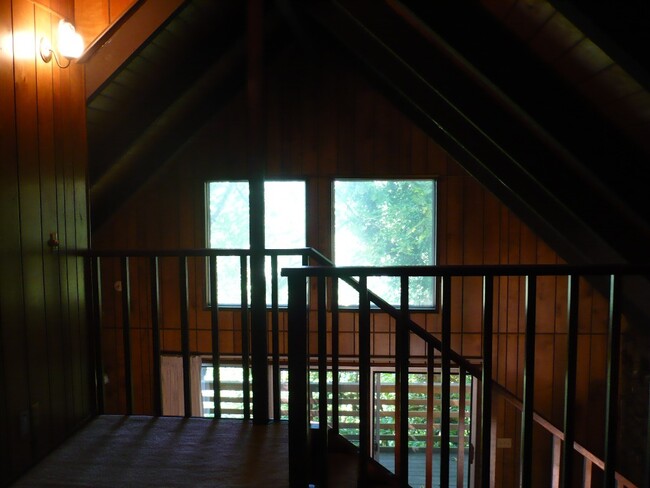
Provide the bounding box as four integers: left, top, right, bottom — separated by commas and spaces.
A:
85, 0, 650, 267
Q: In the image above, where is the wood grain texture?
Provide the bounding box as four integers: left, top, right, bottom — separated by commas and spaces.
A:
0, 0, 91, 483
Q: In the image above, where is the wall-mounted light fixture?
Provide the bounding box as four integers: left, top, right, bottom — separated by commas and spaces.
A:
40, 19, 84, 68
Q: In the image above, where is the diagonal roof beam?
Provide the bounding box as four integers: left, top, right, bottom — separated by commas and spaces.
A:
294, 0, 650, 265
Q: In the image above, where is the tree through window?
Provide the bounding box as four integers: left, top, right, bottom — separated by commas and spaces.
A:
334, 179, 436, 308
206, 180, 306, 306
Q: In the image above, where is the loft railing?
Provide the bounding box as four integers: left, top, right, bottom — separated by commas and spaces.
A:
84, 250, 648, 487
283, 264, 649, 488
84, 247, 330, 419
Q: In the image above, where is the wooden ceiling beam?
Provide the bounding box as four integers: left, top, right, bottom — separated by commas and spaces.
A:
294, 0, 650, 264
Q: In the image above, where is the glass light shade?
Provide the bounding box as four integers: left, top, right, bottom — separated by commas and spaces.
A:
58, 20, 83, 59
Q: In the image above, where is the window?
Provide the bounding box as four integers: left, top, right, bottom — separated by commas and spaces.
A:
206, 180, 306, 306
333, 179, 436, 308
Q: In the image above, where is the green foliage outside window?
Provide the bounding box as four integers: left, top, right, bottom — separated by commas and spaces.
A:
334, 180, 436, 307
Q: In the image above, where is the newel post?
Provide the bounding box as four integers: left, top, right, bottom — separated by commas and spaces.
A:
287, 271, 310, 487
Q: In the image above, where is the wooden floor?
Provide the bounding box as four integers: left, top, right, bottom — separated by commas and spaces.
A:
10, 415, 292, 488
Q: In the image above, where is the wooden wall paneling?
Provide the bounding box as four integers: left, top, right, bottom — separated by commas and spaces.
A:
335, 64, 355, 177
63, 55, 87, 427
218, 311, 235, 354
587, 333, 607, 452
338, 312, 356, 357
265, 58, 282, 175
505, 210, 521, 335
409, 124, 428, 175
75, 0, 110, 42
353, 83, 375, 176
461, 179, 484, 340
0, 0, 31, 477
444, 175, 463, 264
281, 50, 304, 176
435, 176, 447, 267
0, 0, 11, 479
110, 0, 135, 23
53, 50, 77, 428
162, 328, 181, 354
300, 60, 318, 176
316, 56, 339, 177
36, 7, 68, 446
551, 332, 567, 426
482, 191, 501, 264
15, 0, 52, 460
534, 334, 555, 419
68, 19, 91, 418
506, 331, 520, 397
371, 313, 391, 357
370, 89, 389, 175
159, 257, 180, 346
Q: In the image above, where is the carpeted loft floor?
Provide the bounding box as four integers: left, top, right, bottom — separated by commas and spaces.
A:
11, 415, 291, 488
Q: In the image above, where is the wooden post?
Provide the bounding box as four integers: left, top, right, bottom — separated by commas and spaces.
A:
520, 275, 537, 488
150, 256, 162, 417
209, 255, 221, 418
481, 274, 494, 488
247, 0, 269, 426
287, 272, 310, 487
120, 256, 133, 415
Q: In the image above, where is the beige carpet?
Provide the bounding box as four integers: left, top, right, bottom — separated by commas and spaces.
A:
11, 415, 290, 488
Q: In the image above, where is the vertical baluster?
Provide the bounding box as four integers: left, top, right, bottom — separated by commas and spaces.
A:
240, 255, 250, 420
120, 256, 133, 415
179, 255, 191, 418
481, 274, 494, 488
397, 275, 410, 486
646, 386, 650, 488
520, 274, 537, 488
561, 275, 580, 488
358, 275, 371, 486
643, 385, 650, 486
583, 458, 592, 487
209, 255, 221, 419
90, 256, 104, 414
317, 275, 328, 487
441, 274, 452, 488
287, 271, 309, 488
150, 256, 162, 417
457, 369, 466, 488
426, 342, 434, 488
604, 274, 621, 488
271, 255, 280, 421
552, 435, 562, 487
332, 278, 340, 433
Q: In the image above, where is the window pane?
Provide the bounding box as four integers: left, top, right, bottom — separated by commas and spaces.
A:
265, 181, 306, 248
334, 179, 436, 307
207, 181, 249, 249
207, 180, 305, 306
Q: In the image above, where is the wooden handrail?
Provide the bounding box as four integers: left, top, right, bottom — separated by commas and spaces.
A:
283, 262, 646, 488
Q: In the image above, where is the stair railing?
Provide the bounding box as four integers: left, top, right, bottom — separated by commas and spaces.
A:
283, 264, 649, 488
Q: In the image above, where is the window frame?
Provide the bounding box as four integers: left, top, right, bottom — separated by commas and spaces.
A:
204, 179, 307, 309
332, 178, 438, 311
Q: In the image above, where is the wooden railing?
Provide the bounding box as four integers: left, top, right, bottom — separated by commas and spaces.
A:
85, 247, 326, 419
283, 264, 650, 488
84, 250, 648, 487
